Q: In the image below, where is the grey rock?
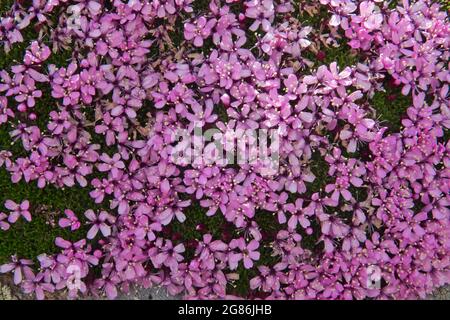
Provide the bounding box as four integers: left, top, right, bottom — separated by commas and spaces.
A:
118, 284, 450, 300
426, 285, 450, 300
115, 286, 181, 300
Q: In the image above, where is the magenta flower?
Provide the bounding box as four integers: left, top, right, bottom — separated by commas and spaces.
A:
58, 209, 81, 231
284, 198, 311, 230
97, 153, 125, 178
0, 255, 34, 285
0, 96, 14, 124
157, 198, 191, 225
84, 209, 115, 239
357, 1, 383, 31
4, 199, 32, 223
0, 212, 10, 231
195, 234, 228, 270
151, 240, 185, 272
229, 238, 260, 269
245, 0, 275, 32
184, 16, 216, 47
185, 99, 218, 128
22, 271, 55, 300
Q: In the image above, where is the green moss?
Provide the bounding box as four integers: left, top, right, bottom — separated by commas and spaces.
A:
323, 44, 359, 69
0, 43, 28, 70
214, 102, 229, 123
171, 199, 227, 242
438, 0, 450, 11
0, 167, 109, 263
296, 3, 329, 26
307, 151, 330, 194
443, 129, 450, 144
0, 0, 14, 15
229, 210, 281, 297
45, 48, 73, 68
192, 0, 211, 13
0, 210, 85, 264
371, 82, 412, 133
0, 12, 104, 265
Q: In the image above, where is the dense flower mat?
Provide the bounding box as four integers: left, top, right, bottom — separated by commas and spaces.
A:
0, 0, 449, 299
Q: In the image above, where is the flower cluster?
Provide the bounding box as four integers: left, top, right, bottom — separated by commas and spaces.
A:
0, 0, 448, 300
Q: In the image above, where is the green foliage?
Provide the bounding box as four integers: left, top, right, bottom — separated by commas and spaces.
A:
371, 83, 412, 133
0, 168, 104, 263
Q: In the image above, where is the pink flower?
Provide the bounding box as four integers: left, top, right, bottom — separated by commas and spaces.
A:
4, 200, 31, 223
184, 16, 216, 47
285, 198, 311, 230
0, 96, 14, 124
0, 255, 34, 285
157, 198, 191, 225
22, 271, 55, 300
358, 1, 383, 30
0, 212, 10, 231
245, 0, 275, 32
58, 209, 81, 231
97, 153, 125, 178
150, 240, 185, 272
84, 209, 115, 239
229, 238, 260, 269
